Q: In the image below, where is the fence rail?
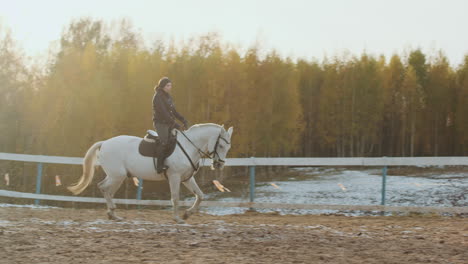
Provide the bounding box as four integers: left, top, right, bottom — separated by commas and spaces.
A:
1, 152, 468, 166
1, 190, 466, 214
1, 152, 467, 212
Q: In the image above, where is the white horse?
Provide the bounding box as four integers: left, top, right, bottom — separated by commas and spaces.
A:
68, 123, 233, 224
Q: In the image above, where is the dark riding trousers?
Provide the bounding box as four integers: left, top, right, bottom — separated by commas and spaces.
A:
154, 122, 171, 144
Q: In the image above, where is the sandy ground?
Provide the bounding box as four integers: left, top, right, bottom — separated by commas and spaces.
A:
0, 207, 467, 264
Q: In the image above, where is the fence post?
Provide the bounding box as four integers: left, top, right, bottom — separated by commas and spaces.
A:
249, 158, 256, 203
137, 178, 143, 200
136, 178, 143, 209
381, 164, 387, 206
34, 163, 43, 205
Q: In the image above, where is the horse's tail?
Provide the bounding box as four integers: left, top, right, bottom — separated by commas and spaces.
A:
68, 141, 103, 195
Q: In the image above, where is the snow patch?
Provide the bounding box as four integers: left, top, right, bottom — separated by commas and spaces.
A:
0, 203, 59, 209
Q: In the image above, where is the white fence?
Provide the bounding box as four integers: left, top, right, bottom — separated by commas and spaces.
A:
1, 189, 466, 214
1, 152, 468, 166
0, 152, 467, 214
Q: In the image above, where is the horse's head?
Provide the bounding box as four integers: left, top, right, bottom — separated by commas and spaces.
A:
211, 125, 233, 170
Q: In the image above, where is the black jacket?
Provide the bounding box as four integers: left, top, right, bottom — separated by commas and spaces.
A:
152, 89, 186, 126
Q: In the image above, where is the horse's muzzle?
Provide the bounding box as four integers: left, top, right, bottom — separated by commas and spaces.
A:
212, 160, 225, 170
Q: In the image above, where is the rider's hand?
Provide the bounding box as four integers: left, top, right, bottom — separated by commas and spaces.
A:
183, 120, 189, 130
173, 123, 182, 130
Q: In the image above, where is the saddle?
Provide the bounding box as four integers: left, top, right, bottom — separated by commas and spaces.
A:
138, 130, 177, 158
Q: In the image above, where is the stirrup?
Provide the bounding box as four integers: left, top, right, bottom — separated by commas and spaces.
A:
157, 165, 169, 174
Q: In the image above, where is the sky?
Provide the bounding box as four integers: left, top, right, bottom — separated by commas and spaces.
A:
1, 0, 467, 65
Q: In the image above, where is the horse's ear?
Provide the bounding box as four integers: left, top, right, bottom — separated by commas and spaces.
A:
221, 124, 224, 128
227, 126, 233, 136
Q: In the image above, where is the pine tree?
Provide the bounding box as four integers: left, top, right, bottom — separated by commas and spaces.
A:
0, 27, 28, 153
382, 55, 405, 156
455, 55, 468, 155
297, 59, 323, 156
401, 66, 424, 156
426, 52, 454, 155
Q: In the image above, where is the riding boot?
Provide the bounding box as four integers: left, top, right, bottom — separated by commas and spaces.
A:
156, 143, 169, 174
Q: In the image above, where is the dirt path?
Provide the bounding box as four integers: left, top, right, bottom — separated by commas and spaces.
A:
0, 207, 466, 264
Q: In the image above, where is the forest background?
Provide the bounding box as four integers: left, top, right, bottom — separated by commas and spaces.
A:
1, 18, 468, 160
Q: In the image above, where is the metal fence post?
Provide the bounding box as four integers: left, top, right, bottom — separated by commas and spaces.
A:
136, 178, 143, 209
381, 165, 387, 205
249, 163, 256, 203
137, 178, 143, 200
35, 163, 43, 205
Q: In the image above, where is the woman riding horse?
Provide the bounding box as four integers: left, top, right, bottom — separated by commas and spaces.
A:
152, 77, 188, 173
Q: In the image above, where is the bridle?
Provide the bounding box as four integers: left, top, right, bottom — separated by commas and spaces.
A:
178, 129, 231, 171
211, 133, 231, 164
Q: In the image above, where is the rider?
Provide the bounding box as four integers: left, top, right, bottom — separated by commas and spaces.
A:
152, 77, 188, 173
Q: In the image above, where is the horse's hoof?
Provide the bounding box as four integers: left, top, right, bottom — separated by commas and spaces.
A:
175, 218, 186, 224
107, 212, 124, 221
183, 212, 190, 220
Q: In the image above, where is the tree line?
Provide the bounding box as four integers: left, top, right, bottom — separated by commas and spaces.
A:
1, 18, 467, 159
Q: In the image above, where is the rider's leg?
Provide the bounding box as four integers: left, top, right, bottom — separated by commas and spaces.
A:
154, 122, 170, 173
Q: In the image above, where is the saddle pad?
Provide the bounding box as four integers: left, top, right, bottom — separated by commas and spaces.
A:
138, 138, 177, 158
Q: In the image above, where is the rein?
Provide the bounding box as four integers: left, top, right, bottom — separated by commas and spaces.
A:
176, 140, 200, 172
177, 130, 231, 173
179, 131, 213, 159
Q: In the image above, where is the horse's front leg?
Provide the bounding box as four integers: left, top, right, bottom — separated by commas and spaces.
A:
168, 175, 185, 224
182, 177, 204, 220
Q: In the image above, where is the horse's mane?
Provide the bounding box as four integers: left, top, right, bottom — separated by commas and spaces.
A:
186, 123, 223, 132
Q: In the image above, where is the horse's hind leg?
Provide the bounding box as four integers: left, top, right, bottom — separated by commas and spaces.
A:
182, 177, 204, 220
168, 175, 185, 224
98, 173, 126, 221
